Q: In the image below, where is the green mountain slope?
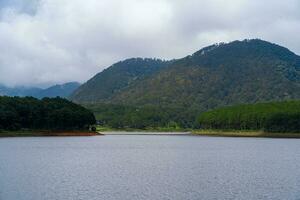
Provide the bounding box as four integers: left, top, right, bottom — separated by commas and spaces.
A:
70, 58, 170, 103
111, 39, 300, 111
70, 39, 300, 129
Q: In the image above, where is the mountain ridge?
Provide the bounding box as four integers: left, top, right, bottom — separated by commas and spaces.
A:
109, 39, 300, 108
70, 58, 172, 103
71, 39, 300, 115
0, 82, 80, 98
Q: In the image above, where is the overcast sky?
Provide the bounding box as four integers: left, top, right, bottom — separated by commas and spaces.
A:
0, 0, 299, 87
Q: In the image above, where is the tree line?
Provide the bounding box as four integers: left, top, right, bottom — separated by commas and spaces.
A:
86, 103, 199, 130
198, 101, 300, 133
0, 96, 96, 131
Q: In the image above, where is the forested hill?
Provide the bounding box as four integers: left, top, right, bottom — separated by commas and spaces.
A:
71, 39, 300, 112
70, 58, 171, 103
0, 96, 95, 131
69, 39, 300, 129
110, 39, 300, 111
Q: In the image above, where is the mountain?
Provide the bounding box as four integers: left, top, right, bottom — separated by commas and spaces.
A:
70, 58, 171, 103
111, 39, 300, 110
34, 82, 81, 98
71, 39, 300, 113
0, 85, 42, 97
0, 82, 80, 98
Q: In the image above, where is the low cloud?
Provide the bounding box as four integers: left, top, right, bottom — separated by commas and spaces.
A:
0, 0, 299, 87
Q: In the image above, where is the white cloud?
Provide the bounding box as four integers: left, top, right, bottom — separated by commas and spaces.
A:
0, 0, 299, 87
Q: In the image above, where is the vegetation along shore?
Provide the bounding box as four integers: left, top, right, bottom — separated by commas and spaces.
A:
192, 130, 300, 138
0, 96, 96, 137
94, 101, 300, 138
196, 101, 300, 136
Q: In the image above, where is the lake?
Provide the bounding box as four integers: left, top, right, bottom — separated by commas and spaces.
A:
0, 135, 300, 200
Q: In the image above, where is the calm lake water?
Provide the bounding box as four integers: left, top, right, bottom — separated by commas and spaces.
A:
1, 135, 300, 200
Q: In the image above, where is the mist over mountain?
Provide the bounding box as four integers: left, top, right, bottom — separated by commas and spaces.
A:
0, 85, 42, 97
0, 82, 80, 99
34, 82, 81, 99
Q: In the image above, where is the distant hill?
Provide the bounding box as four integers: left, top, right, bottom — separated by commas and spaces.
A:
71, 39, 300, 112
0, 82, 80, 98
70, 58, 171, 103
0, 85, 42, 97
35, 82, 81, 98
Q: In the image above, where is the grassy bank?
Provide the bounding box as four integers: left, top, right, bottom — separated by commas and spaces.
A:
97, 125, 300, 138
96, 125, 190, 132
192, 129, 300, 138
0, 130, 99, 137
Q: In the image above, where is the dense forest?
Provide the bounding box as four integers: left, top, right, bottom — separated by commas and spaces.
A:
71, 58, 172, 103
71, 39, 300, 115
0, 96, 95, 131
86, 103, 198, 130
198, 101, 300, 133
70, 40, 300, 131
110, 39, 300, 112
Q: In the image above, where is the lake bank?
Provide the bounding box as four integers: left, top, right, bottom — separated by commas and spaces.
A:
96, 125, 190, 132
0, 131, 99, 137
192, 130, 300, 138
100, 131, 191, 135
2, 129, 300, 138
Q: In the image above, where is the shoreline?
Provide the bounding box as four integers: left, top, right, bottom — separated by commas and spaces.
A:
192, 130, 300, 138
0, 131, 100, 137
100, 131, 191, 135
1, 130, 300, 138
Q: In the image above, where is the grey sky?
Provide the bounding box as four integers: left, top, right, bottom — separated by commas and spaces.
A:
0, 0, 299, 87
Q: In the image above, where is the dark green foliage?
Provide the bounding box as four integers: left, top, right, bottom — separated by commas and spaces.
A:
68, 39, 300, 128
86, 103, 196, 129
111, 39, 300, 111
70, 58, 171, 103
0, 96, 95, 131
264, 113, 300, 133
91, 126, 97, 132
70, 39, 300, 130
198, 101, 300, 133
